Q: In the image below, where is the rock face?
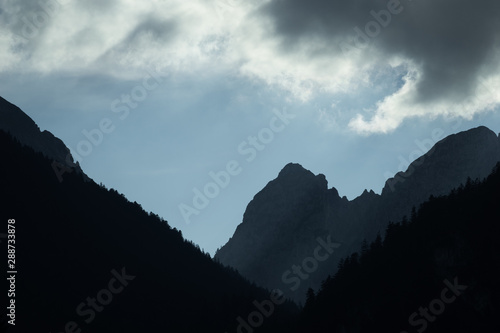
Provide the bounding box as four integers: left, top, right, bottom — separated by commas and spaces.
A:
216, 163, 336, 293
215, 126, 500, 303
0, 96, 85, 178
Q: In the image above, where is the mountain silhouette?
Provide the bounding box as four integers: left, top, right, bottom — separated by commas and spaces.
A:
215, 126, 500, 303
0, 96, 86, 180
0, 97, 298, 332
295, 162, 500, 332
2, 94, 499, 332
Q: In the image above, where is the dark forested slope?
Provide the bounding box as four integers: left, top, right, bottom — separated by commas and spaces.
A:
0, 130, 297, 332
296, 163, 500, 333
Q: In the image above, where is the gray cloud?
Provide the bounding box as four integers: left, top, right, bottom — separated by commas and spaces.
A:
1, 0, 118, 52
93, 16, 178, 71
123, 17, 177, 46
258, 0, 500, 105
1, 0, 498, 134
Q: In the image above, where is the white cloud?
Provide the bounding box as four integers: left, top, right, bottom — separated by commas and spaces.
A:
1, 0, 499, 134
349, 61, 500, 134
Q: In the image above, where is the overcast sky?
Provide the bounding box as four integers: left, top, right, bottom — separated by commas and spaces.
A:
1, 0, 500, 255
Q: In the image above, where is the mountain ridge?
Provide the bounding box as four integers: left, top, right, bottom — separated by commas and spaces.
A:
0, 125, 298, 333
215, 125, 500, 303
0, 96, 85, 178
295, 161, 500, 332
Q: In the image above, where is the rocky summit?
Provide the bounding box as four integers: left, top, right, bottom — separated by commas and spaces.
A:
215, 126, 500, 303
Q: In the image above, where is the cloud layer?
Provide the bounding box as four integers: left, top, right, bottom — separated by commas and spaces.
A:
259, 0, 500, 132
1, 0, 499, 133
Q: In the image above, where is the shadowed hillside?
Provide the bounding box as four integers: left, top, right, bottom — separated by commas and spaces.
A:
0, 129, 297, 332
296, 162, 500, 332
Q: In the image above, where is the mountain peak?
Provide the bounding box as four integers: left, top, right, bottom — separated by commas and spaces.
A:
217, 126, 500, 305
382, 125, 500, 196
277, 162, 327, 187
278, 162, 312, 177
0, 96, 87, 180
440, 125, 498, 144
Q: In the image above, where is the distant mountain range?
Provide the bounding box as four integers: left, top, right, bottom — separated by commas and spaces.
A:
296, 162, 500, 332
2, 95, 499, 332
215, 126, 500, 303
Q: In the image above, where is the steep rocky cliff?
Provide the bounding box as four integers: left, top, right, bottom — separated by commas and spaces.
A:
215, 126, 500, 303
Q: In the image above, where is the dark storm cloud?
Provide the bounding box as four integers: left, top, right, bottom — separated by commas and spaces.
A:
259, 0, 500, 104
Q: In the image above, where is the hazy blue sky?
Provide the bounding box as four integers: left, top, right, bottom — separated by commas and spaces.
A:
1, 0, 500, 255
